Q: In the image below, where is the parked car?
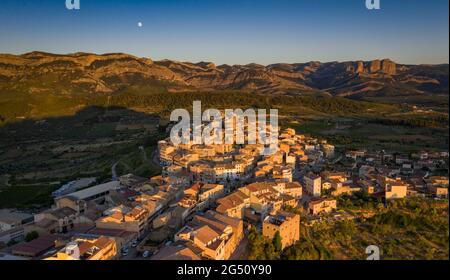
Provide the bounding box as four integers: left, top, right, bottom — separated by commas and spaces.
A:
142, 251, 151, 258
121, 248, 129, 257
131, 240, 138, 248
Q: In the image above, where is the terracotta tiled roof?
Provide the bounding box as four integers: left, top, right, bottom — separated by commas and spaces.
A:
11, 235, 56, 257
151, 243, 201, 260
285, 182, 302, 189
193, 215, 228, 233
195, 225, 220, 245
216, 191, 249, 212
245, 182, 274, 192
47, 207, 77, 219
206, 211, 242, 229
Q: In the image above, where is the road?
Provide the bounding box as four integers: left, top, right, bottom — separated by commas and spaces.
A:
230, 237, 249, 260
121, 246, 140, 260
139, 146, 148, 161
119, 209, 167, 260
332, 156, 343, 165
151, 147, 160, 166
111, 162, 118, 180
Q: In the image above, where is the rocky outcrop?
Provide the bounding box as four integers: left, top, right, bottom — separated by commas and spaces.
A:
196, 62, 216, 69
369, 59, 381, 73
381, 59, 396, 75
352, 59, 396, 75
356, 61, 365, 73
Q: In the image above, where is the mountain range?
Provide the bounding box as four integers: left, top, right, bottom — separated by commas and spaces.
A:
0, 51, 448, 100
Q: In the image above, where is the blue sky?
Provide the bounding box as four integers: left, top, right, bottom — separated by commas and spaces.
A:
0, 0, 448, 65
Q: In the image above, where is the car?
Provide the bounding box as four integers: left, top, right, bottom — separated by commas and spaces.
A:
121, 248, 129, 257
142, 251, 151, 258
131, 241, 138, 248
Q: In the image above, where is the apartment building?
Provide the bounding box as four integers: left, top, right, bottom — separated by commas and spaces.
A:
133, 194, 165, 218
191, 145, 217, 158
33, 207, 78, 234
178, 183, 225, 211
358, 180, 376, 194
247, 187, 284, 217
216, 191, 250, 219
262, 210, 300, 249
321, 171, 348, 183
150, 241, 202, 260
95, 206, 149, 238
217, 182, 302, 221
45, 236, 117, 260
173, 152, 200, 168
382, 177, 408, 200
174, 211, 243, 260
304, 172, 322, 197
283, 182, 303, 199
158, 140, 176, 165
331, 184, 361, 197
189, 161, 216, 183
426, 176, 449, 198
198, 184, 225, 204
0, 210, 34, 233
308, 198, 337, 215
86, 228, 136, 252
272, 166, 293, 183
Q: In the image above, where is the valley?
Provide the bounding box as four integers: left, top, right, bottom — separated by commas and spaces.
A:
0, 52, 448, 209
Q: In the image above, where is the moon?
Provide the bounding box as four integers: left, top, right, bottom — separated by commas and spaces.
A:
137, 22, 143, 27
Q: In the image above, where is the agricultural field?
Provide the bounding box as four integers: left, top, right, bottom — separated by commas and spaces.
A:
286, 118, 449, 153
0, 106, 164, 209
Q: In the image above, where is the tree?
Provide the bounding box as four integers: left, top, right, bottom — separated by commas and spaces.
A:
25, 231, 39, 242
7, 239, 18, 247
273, 231, 283, 252
248, 227, 267, 260
248, 226, 283, 260
264, 242, 278, 260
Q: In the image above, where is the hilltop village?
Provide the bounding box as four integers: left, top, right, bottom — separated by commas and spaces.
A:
0, 127, 448, 260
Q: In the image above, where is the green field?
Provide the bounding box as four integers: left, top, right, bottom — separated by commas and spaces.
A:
286, 117, 449, 153
0, 184, 60, 209
0, 105, 165, 209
